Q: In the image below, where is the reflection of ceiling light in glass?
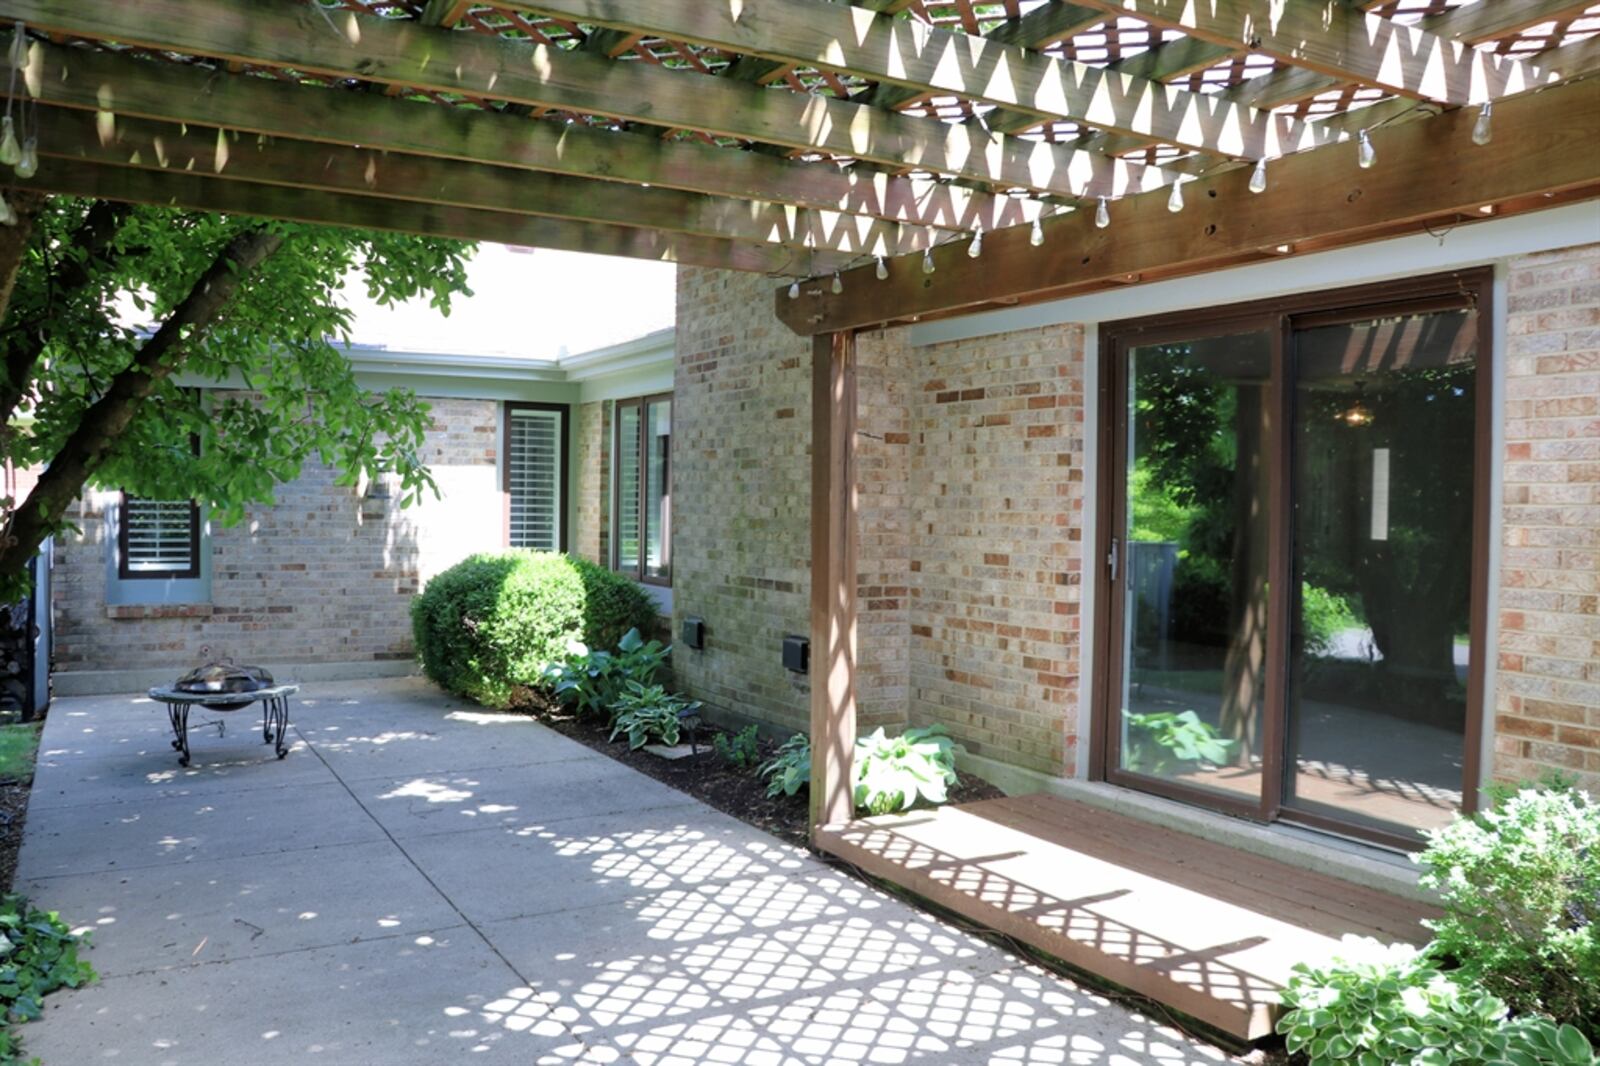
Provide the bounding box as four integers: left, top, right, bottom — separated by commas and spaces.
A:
1338, 383, 1373, 427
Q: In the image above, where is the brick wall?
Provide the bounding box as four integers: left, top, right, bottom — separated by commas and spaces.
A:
670, 269, 1087, 767
573, 399, 610, 565
907, 324, 1087, 775
51, 396, 504, 674
1495, 243, 1600, 791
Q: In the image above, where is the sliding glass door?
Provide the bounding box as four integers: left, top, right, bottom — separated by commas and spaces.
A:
1097, 272, 1490, 848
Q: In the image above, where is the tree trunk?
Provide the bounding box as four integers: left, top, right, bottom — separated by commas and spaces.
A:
0, 228, 283, 590
0, 199, 133, 426
0, 189, 47, 327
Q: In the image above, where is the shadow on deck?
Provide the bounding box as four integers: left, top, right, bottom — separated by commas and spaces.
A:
814, 793, 1438, 1041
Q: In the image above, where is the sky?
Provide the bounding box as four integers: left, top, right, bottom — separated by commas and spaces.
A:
338, 243, 676, 359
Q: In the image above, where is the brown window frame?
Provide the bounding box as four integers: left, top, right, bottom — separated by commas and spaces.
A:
117, 494, 202, 581
1090, 268, 1494, 852
611, 392, 672, 587
502, 401, 571, 554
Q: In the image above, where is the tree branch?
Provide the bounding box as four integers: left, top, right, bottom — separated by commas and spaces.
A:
0, 226, 284, 588
0, 198, 133, 425
0, 189, 47, 327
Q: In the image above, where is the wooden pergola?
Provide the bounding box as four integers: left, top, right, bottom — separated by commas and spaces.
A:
4, 0, 1596, 833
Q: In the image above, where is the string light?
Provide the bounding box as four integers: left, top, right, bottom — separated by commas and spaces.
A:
1030, 218, 1044, 247
830, 271, 843, 294
1166, 180, 1184, 213
0, 192, 14, 227
1472, 101, 1492, 146
13, 136, 34, 179
0, 118, 17, 168
875, 256, 888, 280
788, 279, 801, 300
1357, 129, 1376, 169
922, 248, 935, 275
1094, 197, 1110, 229
1249, 158, 1268, 194
967, 227, 983, 259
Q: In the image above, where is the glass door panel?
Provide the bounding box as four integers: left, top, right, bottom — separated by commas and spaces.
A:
1117, 330, 1272, 806
1286, 307, 1478, 835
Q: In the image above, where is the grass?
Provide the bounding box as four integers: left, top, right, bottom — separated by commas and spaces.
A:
0, 723, 41, 782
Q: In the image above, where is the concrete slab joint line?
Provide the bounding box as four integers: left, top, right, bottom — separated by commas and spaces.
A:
15, 677, 1235, 1065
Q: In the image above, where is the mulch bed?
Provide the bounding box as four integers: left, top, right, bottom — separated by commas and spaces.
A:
513, 690, 1005, 849
0, 779, 31, 894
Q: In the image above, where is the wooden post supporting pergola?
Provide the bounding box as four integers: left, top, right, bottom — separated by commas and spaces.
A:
808, 330, 858, 836
3, 0, 1598, 837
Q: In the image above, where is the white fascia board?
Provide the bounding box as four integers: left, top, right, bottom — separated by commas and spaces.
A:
342, 345, 565, 380
909, 202, 1600, 346
557, 327, 675, 381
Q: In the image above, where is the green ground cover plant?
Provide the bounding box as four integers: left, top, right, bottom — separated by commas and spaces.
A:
0, 895, 95, 1065
713, 725, 760, 769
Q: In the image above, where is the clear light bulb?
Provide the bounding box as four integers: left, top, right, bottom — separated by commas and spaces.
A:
1249, 158, 1268, 194
0, 192, 15, 227
1029, 218, 1043, 247
967, 228, 983, 259
14, 137, 36, 179
1357, 129, 1375, 169
0, 116, 19, 167
922, 248, 935, 275
830, 271, 843, 294
1166, 181, 1184, 213
1094, 197, 1110, 229
1472, 101, 1492, 146
788, 279, 801, 300
875, 256, 888, 280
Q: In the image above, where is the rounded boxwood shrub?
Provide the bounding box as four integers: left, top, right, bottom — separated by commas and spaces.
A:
411, 551, 656, 707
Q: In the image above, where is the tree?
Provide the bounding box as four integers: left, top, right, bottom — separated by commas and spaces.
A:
0, 194, 474, 600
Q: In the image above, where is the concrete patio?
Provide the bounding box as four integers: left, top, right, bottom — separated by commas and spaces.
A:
16, 678, 1234, 1065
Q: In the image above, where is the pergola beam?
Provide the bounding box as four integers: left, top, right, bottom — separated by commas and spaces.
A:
32, 106, 872, 269
6, 40, 1023, 243
512, 0, 1307, 161
1068, 0, 1554, 106
16, 159, 813, 273
776, 70, 1600, 333
2, 0, 1164, 200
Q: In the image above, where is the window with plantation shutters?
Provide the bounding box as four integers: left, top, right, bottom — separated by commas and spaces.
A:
118, 495, 200, 579
504, 404, 567, 552
611, 393, 671, 586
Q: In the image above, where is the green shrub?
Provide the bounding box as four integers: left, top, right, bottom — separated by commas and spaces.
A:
608, 681, 700, 750
1278, 938, 1509, 1066
411, 552, 657, 708
854, 725, 961, 816
544, 628, 669, 718
1301, 582, 1358, 657
1122, 709, 1236, 775
0, 894, 96, 1065
760, 734, 811, 798
1417, 786, 1600, 1030
713, 725, 760, 769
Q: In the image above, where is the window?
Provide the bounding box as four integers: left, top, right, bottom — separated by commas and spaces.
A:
612, 394, 671, 585
1094, 269, 1492, 850
504, 403, 569, 552
118, 495, 200, 579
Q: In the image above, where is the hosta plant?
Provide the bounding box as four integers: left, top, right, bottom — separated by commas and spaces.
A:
1277, 937, 1511, 1066
544, 627, 669, 719
607, 681, 701, 751
1499, 1017, 1597, 1066
853, 725, 961, 816
760, 734, 811, 798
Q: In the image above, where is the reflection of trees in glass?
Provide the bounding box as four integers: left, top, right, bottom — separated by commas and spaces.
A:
1297, 363, 1475, 711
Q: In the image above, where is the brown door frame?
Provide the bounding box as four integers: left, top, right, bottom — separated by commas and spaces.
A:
503, 401, 571, 553
1091, 267, 1494, 850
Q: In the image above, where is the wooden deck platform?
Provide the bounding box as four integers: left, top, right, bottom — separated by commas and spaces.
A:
814, 793, 1439, 1041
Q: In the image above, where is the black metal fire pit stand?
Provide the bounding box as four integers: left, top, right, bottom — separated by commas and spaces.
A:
146, 684, 301, 767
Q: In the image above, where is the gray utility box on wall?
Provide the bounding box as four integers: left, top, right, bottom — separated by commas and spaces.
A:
681, 616, 705, 651
782, 634, 809, 674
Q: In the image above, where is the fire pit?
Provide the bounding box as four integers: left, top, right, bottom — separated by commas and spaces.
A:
147, 661, 300, 767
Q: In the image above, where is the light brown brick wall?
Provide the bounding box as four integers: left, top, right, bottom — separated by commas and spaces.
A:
573, 399, 609, 565
670, 269, 909, 732
907, 324, 1087, 775
1495, 243, 1600, 791
51, 397, 505, 673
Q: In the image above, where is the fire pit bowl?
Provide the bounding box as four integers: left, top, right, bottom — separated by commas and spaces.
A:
173, 660, 276, 711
